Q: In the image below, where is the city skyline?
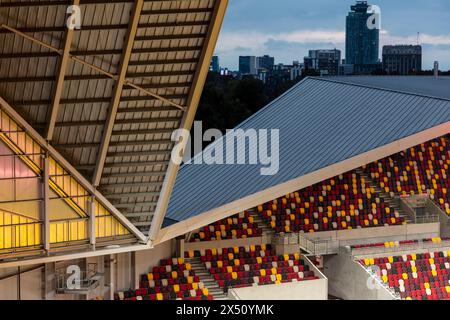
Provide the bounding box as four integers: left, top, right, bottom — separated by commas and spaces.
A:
214, 0, 450, 71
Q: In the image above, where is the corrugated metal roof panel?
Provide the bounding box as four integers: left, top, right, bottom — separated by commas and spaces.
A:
0, 0, 225, 233
329, 76, 450, 100
166, 77, 450, 222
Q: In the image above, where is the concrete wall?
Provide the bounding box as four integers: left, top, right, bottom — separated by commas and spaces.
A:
0, 265, 43, 300
323, 254, 394, 300
228, 278, 327, 300
134, 240, 174, 289
228, 255, 328, 300
305, 223, 439, 247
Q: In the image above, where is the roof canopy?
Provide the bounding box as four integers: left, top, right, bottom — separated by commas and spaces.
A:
157, 76, 450, 244
0, 0, 228, 238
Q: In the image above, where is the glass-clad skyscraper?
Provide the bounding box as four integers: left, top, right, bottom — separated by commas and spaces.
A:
345, 1, 379, 66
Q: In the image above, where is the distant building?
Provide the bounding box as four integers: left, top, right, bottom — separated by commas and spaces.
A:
220, 68, 230, 76
210, 56, 220, 73
346, 1, 380, 72
353, 63, 382, 75
257, 55, 275, 71
382, 45, 422, 75
257, 68, 268, 83
304, 49, 341, 76
239, 56, 258, 75
290, 61, 303, 80
339, 64, 355, 75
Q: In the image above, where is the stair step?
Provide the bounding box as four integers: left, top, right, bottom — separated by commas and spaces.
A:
356, 168, 414, 224
188, 256, 227, 300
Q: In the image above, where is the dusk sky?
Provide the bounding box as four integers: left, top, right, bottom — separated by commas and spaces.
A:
214, 0, 450, 70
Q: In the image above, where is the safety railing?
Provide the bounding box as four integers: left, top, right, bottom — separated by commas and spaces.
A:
0, 208, 41, 250
50, 217, 89, 244
55, 263, 101, 293
272, 232, 300, 245
346, 239, 450, 258
0, 109, 131, 243
298, 234, 340, 255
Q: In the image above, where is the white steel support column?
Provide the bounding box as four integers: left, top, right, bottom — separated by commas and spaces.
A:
88, 196, 96, 248
42, 155, 50, 253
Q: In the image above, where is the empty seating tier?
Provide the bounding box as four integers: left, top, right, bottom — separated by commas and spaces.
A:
189, 245, 317, 292
363, 136, 449, 215
257, 171, 402, 233
115, 257, 213, 301
361, 250, 450, 300
189, 211, 262, 242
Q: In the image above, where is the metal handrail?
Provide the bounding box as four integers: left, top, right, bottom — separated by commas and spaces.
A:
349, 239, 450, 257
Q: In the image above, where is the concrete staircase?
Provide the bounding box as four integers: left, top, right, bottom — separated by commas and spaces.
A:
248, 209, 275, 236
355, 168, 413, 224
185, 257, 228, 300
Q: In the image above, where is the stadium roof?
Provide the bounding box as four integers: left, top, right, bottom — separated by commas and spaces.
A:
330, 76, 450, 100
0, 0, 228, 242
156, 76, 450, 244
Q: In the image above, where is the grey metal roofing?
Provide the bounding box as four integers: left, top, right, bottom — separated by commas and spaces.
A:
329, 76, 450, 100
166, 76, 450, 223
0, 0, 222, 233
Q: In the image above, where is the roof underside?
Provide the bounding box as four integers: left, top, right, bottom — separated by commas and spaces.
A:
0, 0, 222, 233
165, 77, 450, 225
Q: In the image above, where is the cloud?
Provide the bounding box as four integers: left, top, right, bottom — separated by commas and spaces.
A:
381, 30, 450, 46
216, 28, 450, 70
216, 29, 345, 55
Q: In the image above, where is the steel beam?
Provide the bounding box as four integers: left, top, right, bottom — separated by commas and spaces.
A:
0, 0, 134, 7
13, 94, 186, 107
42, 155, 50, 252
0, 21, 209, 34
106, 192, 160, 199
110, 128, 176, 136
88, 196, 96, 248
0, 24, 185, 111
100, 181, 163, 189
0, 96, 147, 243
77, 160, 169, 170
46, 0, 80, 141
101, 171, 166, 179
34, 118, 179, 128
107, 150, 172, 158
148, 0, 229, 241
94, 0, 163, 188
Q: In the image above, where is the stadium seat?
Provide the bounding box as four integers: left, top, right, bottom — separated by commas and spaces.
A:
193, 245, 318, 292
115, 257, 213, 301
360, 248, 450, 300
363, 136, 449, 215
257, 171, 403, 234
189, 211, 262, 242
